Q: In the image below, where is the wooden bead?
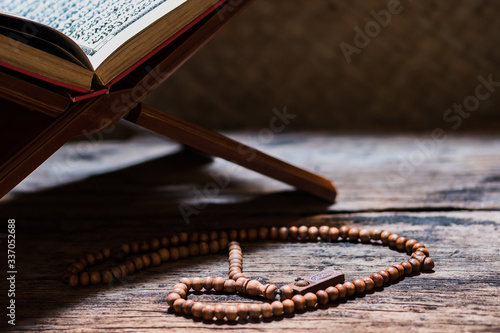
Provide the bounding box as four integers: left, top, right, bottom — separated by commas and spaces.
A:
173, 298, 185, 313
371, 229, 382, 240
335, 284, 347, 299
199, 233, 209, 243
271, 300, 284, 316
150, 238, 160, 251
396, 237, 408, 251
352, 279, 366, 294
411, 251, 427, 264
386, 267, 400, 281
304, 292, 318, 307
172, 288, 186, 299
298, 225, 308, 238
170, 247, 180, 260
292, 294, 306, 311
401, 261, 413, 275
329, 227, 340, 241
140, 241, 150, 253
370, 273, 384, 288
235, 277, 247, 292
170, 234, 180, 246
261, 303, 273, 318
150, 252, 161, 266
280, 285, 294, 299
237, 304, 248, 320
248, 228, 258, 241
101, 247, 111, 259
129, 241, 140, 254
209, 231, 218, 241
339, 226, 349, 239
213, 277, 225, 292
203, 276, 214, 290
214, 304, 225, 320
124, 260, 135, 274
380, 231, 391, 244
76, 257, 88, 267
94, 251, 104, 264
325, 286, 339, 301
224, 279, 236, 293
246, 280, 263, 296
308, 226, 319, 240
68, 274, 79, 287
202, 305, 214, 321
348, 228, 359, 242
289, 226, 298, 239
412, 243, 425, 252
85, 253, 96, 266
248, 304, 261, 320
174, 283, 188, 292
423, 257, 435, 271
209, 240, 219, 253
388, 234, 399, 247
179, 278, 192, 290
167, 292, 181, 306
141, 254, 151, 267
378, 270, 390, 283
111, 266, 122, 280
319, 226, 330, 240
192, 277, 203, 291
160, 236, 170, 248
408, 258, 421, 273
316, 290, 329, 305
269, 227, 279, 239
392, 264, 405, 278
79, 272, 90, 286
218, 231, 228, 241
158, 248, 170, 262
343, 282, 356, 296
192, 302, 204, 318
183, 300, 194, 315
102, 270, 113, 284
179, 232, 189, 244
279, 227, 289, 240
359, 229, 371, 243
232, 273, 246, 280
417, 247, 430, 256
363, 277, 375, 291
90, 271, 101, 285
238, 229, 247, 241
219, 238, 228, 251
179, 246, 189, 258
258, 227, 269, 240
199, 242, 209, 256
405, 239, 418, 253
228, 230, 238, 241
225, 305, 238, 321
282, 299, 295, 314
263, 284, 278, 299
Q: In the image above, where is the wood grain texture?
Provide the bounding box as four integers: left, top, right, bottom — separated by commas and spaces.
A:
0, 134, 499, 332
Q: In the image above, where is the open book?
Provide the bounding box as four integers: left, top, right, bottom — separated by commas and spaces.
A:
0, 0, 225, 93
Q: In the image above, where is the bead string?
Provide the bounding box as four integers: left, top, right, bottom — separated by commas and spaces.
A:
62, 225, 435, 323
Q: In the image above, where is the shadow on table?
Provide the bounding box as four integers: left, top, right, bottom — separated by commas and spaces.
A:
0, 146, 333, 328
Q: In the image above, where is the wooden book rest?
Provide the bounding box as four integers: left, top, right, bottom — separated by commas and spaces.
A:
0, 1, 337, 202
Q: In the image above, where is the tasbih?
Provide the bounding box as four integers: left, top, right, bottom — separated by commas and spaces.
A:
61, 225, 435, 322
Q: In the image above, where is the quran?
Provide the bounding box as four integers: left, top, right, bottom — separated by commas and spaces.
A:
0, 0, 226, 93
0, 0, 337, 202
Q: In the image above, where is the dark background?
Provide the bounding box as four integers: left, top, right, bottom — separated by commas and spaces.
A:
145, 0, 500, 132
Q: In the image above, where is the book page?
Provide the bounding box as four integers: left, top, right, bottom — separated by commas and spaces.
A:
0, 0, 187, 68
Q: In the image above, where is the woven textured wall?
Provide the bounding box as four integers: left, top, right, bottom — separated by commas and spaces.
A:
145, 0, 500, 131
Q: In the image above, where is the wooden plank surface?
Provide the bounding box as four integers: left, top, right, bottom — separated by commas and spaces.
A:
0, 133, 499, 332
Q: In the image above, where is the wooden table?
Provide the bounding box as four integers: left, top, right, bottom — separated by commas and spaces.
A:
1, 132, 499, 332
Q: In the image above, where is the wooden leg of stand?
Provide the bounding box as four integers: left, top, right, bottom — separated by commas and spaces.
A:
125, 104, 337, 202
